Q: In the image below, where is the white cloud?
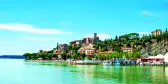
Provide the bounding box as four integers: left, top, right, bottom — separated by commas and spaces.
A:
141, 11, 154, 16
84, 33, 111, 40
138, 32, 151, 35
21, 37, 60, 41
98, 34, 111, 40
0, 23, 72, 34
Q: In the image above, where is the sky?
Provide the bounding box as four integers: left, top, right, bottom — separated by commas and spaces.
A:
0, 0, 168, 55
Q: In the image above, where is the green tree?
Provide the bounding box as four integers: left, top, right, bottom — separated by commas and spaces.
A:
47, 53, 54, 60
154, 50, 158, 56
32, 53, 39, 60
66, 45, 72, 52
39, 52, 47, 60
126, 42, 131, 47
23, 53, 31, 60
53, 54, 58, 59
115, 35, 118, 41
61, 52, 67, 60
66, 54, 71, 59
72, 53, 77, 60
76, 52, 81, 60
133, 52, 141, 58
82, 53, 86, 60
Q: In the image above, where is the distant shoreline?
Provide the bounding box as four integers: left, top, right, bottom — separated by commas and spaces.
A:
0, 55, 25, 59
24, 60, 66, 62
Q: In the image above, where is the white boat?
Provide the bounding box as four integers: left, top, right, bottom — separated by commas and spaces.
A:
103, 61, 112, 66
76, 60, 83, 63
140, 62, 143, 66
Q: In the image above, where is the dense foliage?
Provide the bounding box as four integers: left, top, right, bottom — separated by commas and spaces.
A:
96, 52, 141, 60
94, 33, 140, 52
23, 51, 87, 61
65, 45, 81, 53
23, 52, 56, 60
94, 28, 168, 52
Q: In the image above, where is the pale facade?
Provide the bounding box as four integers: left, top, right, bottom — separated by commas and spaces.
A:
85, 49, 95, 56
121, 48, 133, 52
78, 44, 96, 56
152, 29, 162, 36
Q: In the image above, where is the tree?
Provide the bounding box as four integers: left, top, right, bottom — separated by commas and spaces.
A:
61, 52, 67, 60
134, 52, 141, 58
53, 54, 58, 59
76, 52, 81, 59
81, 53, 86, 60
47, 53, 54, 60
56, 42, 59, 50
66, 45, 72, 52
115, 35, 118, 41
102, 47, 108, 52
72, 53, 77, 60
39, 53, 47, 60
166, 28, 167, 33
81, 53, 86, 64
23, 53, 31, 60
154, 50, 158, 56
126, 42, 131, 47
31, 53, 39, 60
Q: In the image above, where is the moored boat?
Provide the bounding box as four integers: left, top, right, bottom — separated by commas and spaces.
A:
103, 61, 112, 66
75, 60, 100, 65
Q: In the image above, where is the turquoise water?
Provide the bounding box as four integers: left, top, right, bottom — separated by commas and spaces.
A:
0, 59, 168, 84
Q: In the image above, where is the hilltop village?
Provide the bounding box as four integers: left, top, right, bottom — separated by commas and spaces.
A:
24, 28, 168, 64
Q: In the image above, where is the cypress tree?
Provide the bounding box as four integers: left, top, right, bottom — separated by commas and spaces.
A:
115, 35, 118, 41
56, 42, 59, 50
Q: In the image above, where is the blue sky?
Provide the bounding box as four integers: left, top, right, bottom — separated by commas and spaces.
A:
0, 0, 168, 55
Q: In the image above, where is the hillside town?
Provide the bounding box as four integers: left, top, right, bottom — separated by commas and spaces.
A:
24, 28, 168, 66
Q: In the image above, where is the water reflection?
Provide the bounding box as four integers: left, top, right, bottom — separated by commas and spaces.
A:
70, 65, 168, 84
23, 61, 168, 84
165, 67, 168, 83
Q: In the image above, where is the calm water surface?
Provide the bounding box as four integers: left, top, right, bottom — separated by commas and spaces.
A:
0, 59, 168, 84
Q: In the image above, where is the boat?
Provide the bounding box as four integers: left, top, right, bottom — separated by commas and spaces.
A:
75, 60, 100, 65
103, 61, 112, 66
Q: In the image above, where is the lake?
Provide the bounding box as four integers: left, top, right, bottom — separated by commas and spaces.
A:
0, 59, 168, 84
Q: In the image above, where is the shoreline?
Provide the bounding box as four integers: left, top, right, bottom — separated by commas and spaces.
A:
24, 60, 168, 66
24, 60, 101, 65
24, 60, 64, 62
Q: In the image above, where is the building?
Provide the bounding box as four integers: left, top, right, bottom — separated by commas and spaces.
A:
121, 47, 133, 52
39, 50, 43, 53
78, 44, 96, 56
82, 37, 94, 44
120, 43, 134, 52
69, 40, 82, 46
53, 48, 62, 59
164, 53, 168, 64
85, 49, 95, 56
56, 43, 67, 51
39, 50, 50, 53
69, 33, 99, 46
58, 44, 67, 51
93, 33, 99, 43
152, 29, 162, 36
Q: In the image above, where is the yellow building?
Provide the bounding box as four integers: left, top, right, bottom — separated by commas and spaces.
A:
151, 29, 162, 36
